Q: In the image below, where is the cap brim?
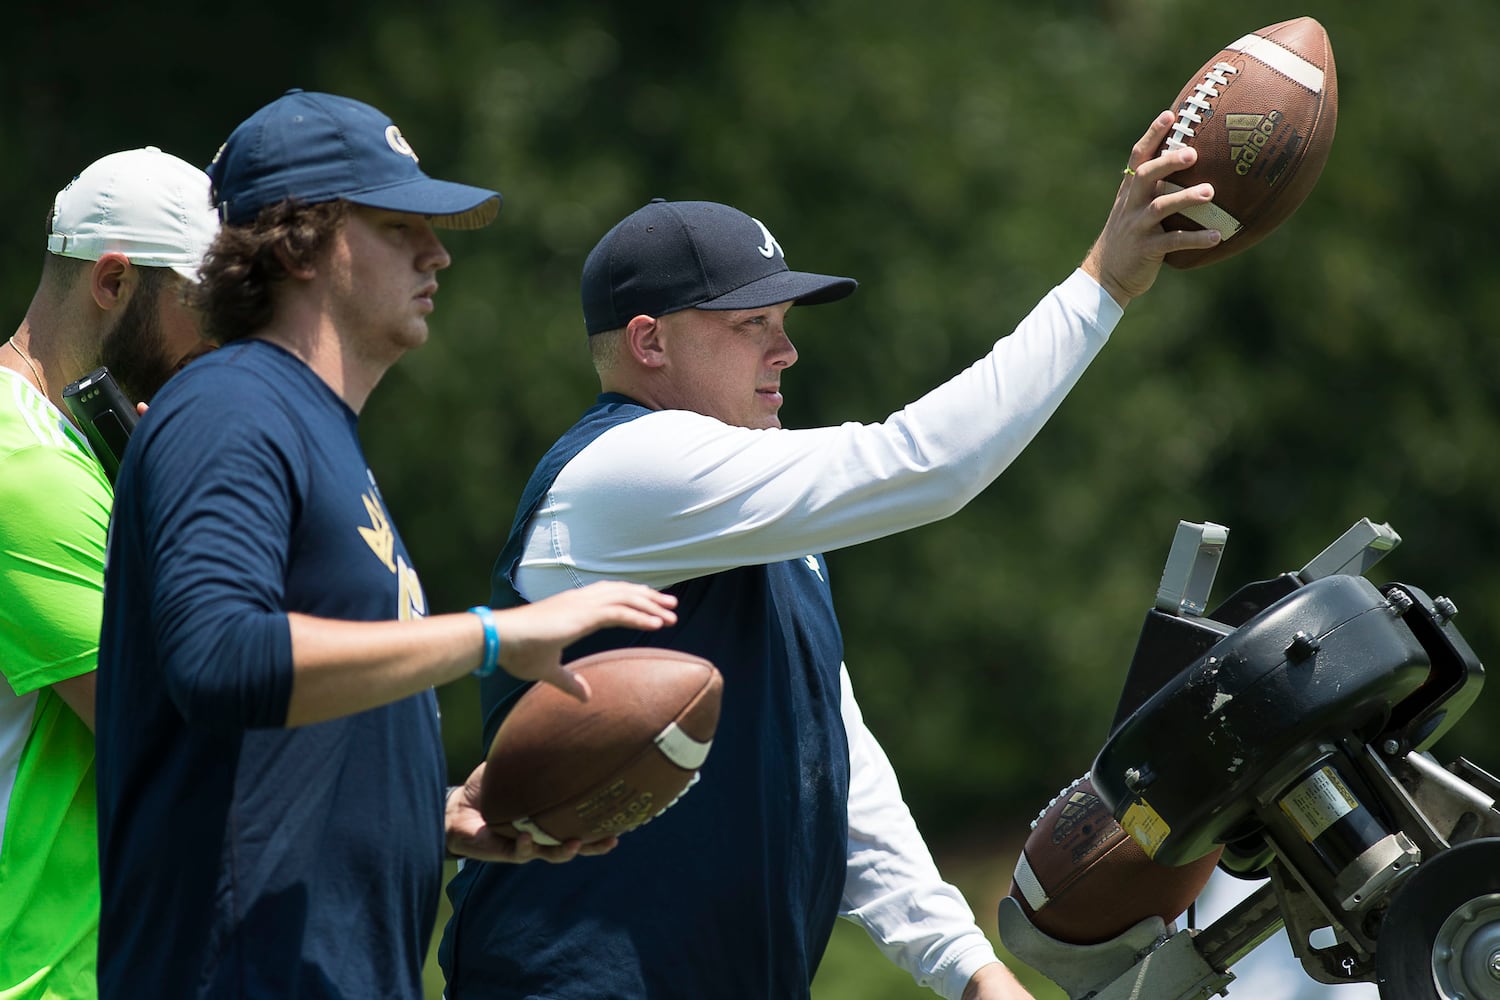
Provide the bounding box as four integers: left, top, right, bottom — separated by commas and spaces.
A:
347, 177, 502, 230
697, 270, 857, 312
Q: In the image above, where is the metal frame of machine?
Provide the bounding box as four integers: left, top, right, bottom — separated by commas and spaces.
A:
998, 519, 1500, 1000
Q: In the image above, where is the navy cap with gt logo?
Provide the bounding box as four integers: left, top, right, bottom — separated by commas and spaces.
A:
207, 89, 501, 229
581, 199, 857, 335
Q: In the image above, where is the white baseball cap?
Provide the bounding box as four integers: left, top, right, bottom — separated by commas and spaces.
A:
46, 146, 218, 282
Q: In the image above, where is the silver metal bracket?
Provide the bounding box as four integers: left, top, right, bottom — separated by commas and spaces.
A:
1155, 521, 1230, 617
1297, 518, 1401, 582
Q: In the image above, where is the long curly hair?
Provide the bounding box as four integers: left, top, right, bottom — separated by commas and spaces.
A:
192, 200, 348, 343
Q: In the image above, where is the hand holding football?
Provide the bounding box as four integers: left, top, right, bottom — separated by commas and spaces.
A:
1158, 17, 1338, 269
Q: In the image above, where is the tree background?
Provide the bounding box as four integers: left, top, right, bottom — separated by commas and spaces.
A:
5, 2, 1496, 997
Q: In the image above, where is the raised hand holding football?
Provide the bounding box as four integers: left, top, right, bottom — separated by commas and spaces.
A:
1157, 17, 1338, 269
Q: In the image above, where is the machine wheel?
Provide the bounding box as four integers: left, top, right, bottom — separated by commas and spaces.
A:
1378, 838, 1500, 999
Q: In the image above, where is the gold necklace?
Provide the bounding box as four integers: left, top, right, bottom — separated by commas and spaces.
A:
5, 337, 45, 393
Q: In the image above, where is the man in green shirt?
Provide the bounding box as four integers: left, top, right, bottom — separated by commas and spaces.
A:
0, 147, 217, 998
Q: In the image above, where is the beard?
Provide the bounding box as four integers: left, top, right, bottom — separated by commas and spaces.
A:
97, 270, 174, 403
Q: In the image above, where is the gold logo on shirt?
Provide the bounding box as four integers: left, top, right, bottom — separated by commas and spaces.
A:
358, 489, 396, 572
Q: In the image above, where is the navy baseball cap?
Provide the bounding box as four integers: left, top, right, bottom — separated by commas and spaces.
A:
581, 199, 857, 335
207, 89, 501, 229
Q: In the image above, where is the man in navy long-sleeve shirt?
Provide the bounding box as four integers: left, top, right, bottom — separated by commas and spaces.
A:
95, 89, 677, 999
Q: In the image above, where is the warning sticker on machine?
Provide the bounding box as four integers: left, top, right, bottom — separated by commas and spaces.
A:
1120, 799, 1172, 859
1278, 765, 1358, 842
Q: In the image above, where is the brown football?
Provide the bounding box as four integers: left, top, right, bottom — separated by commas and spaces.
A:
1008, 773, 1222, 945
479, 647, 723, 845
1159, 16, 1338, 269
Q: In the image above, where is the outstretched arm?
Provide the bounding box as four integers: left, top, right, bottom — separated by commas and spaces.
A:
283, 581, 677, 726
527, 121, 1224, 596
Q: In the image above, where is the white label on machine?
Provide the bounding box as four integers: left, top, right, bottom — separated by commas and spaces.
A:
1278, 765, 1358, 842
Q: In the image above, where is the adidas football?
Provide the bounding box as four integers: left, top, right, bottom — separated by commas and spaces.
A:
479, 647, 723, 845
1158, 17, 1338, 269
1007, 773, 1222, 944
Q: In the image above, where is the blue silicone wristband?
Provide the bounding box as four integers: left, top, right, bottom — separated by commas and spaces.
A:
467, 606, 501, 678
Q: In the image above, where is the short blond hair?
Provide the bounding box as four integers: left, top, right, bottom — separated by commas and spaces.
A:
588, 327, 626, 377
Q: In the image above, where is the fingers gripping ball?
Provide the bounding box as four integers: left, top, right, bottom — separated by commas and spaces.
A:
1007, 774, 1222, 945
479, 648, 723, 845
1158, 16, 1338, 269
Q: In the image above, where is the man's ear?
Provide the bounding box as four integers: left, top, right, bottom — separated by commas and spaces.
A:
625, 314, 666, 369
89, 253, 133, 312
271, 240, 318, 281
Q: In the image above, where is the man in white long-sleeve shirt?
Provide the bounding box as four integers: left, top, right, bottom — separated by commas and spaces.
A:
438, 111, 1224, 1000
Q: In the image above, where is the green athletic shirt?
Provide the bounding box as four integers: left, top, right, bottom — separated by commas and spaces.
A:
0, 368, 107, 999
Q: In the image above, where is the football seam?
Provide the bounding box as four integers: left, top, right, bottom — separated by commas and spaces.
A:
1048, 834, 1138, 897
1228, 31, 1326, 95
1163, 28, 1328, 156
1163, 61, 1240, 153
1028, 774, 1090, 831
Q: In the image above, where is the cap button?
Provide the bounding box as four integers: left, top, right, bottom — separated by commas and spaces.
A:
649, 197, 666, 204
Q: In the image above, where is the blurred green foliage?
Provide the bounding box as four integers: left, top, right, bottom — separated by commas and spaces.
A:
7, 2, 1498, 997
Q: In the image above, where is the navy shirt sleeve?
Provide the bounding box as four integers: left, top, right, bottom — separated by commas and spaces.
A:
132, 362, 299, 729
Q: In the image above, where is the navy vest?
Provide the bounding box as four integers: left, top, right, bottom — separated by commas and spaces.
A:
440, 395, 851, 999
